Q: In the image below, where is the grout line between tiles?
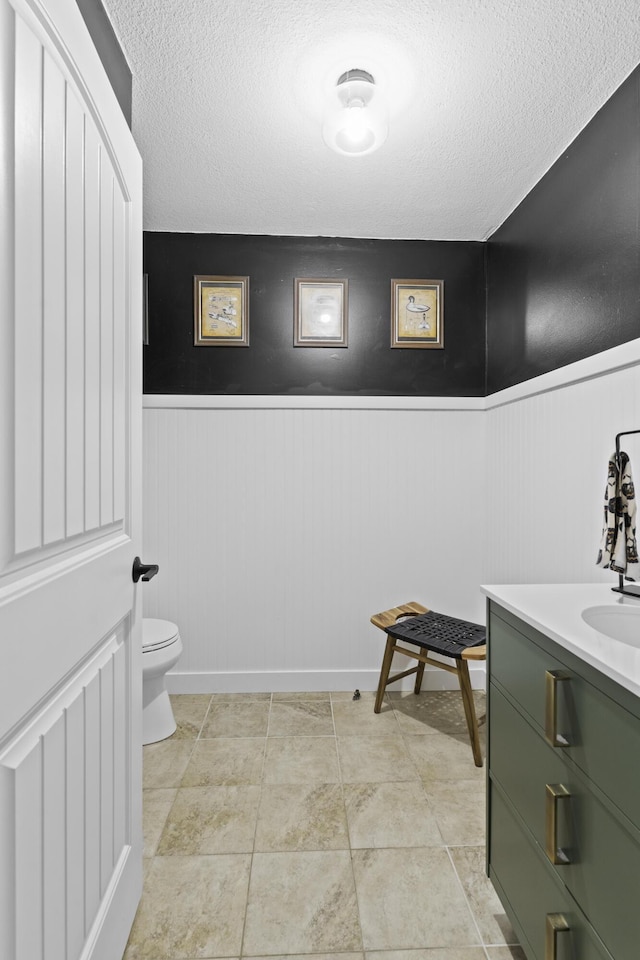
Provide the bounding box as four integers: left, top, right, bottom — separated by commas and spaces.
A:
196, 693, 215, 739
445, 843, 487, 951
342, 727, 367, 958
237, 696, 272, 959
264, 693, 273, 738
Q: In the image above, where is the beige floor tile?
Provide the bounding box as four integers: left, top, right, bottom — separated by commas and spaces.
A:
157, 785, 260, 854
331, 690, 379, 701
169, 695, 212, 739
143, 740, 195, 789
248, 954, 363, 960
243, 851, 362, 954
365, 950, 488, 960
272, 691, 331, 700
344, 781, 443, 848
142, 788, 178, 858
209, 692, 271, 701
422, 780, 486, 845
263, 736, 340, 783
391, 691, 486, 737
255, 783, 349, 851
124, 854, 250, 959
332, 699, 399, 736
352, 848, 479, 950
484, 948, 527, 960
130, 690, 508, 960
268, 700, 334, 737
404, 732, 486, 781
181, 738, 265, 786
200, 701, 270, 738
449, 846, 517, 945
337, 736, 418, 783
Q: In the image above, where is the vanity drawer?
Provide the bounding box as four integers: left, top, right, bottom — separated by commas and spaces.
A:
490, 683, 640, 960
490, 608, 640, 826
490, 782, 614, 960
489, 608, 565, 729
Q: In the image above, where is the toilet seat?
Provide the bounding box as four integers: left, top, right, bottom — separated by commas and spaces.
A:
143, 618, 180, 652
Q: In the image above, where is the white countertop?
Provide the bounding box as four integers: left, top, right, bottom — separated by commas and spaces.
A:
481, 582, 640, 699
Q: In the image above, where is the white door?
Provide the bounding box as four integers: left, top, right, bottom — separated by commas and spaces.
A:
0, 0, 143, 957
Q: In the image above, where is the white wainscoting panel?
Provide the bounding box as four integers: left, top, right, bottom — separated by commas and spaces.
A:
486, 360, 640, 585
142, 406, 487, 691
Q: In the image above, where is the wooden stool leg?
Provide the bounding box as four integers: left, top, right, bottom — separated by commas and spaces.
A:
457, 660, 483, 767
374, 635, 396, 713
414, 659, 426, 694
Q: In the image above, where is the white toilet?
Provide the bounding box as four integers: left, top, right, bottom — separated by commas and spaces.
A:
142, 618, 183, 745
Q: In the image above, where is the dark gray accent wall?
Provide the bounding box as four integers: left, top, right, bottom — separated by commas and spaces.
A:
486, 65, 640, 394
143, 233, 486, 397
76, 0, 132, 126
141, 50, 640, 396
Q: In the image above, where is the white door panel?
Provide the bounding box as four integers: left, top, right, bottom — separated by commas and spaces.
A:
0, 543, 134, 735
0, 0, 143, 957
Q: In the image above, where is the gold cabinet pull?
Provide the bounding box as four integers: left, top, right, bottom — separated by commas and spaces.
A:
545, 783, 571, 864
545, 670, 570, 747
545, 913, 570, 959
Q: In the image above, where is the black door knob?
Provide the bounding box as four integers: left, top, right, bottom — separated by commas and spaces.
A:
132, 557, 159, 583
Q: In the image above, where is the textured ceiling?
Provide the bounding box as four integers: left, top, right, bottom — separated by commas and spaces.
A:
103, 0, 640, 240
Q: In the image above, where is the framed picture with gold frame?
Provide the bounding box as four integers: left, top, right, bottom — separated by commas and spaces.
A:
194, 275, 249, 346
390, 279, 444, 349
294, 278, 348, 347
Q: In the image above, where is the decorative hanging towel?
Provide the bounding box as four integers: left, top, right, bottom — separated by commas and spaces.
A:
596, 450, 640, 580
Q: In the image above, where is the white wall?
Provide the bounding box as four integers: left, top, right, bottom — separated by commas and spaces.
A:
485, 342, 640, 585
142, 397, 487, 692
142, 340, 640, 694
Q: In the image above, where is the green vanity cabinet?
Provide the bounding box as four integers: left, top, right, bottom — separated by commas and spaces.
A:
487, 601, 640, 960
490, 786, 614, 960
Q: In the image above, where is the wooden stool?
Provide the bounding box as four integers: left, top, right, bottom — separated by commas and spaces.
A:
370, 601, 486, 767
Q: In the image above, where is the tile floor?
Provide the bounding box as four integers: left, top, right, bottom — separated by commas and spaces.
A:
125, 689, 525, 960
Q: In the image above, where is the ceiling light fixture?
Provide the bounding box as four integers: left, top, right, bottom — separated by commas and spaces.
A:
322, 68, 388, 157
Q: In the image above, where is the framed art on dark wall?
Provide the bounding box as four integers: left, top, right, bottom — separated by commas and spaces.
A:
194, 275, 250, 346
391, 279, 444, 349
294, 278, 348, 347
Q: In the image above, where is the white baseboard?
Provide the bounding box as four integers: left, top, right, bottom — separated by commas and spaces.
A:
165, 664, 486, 695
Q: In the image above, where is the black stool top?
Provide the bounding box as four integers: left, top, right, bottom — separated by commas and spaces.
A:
384, 610, 486, 660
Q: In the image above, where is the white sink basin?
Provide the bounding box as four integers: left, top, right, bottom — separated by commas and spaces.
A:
581, 604, 640, 646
